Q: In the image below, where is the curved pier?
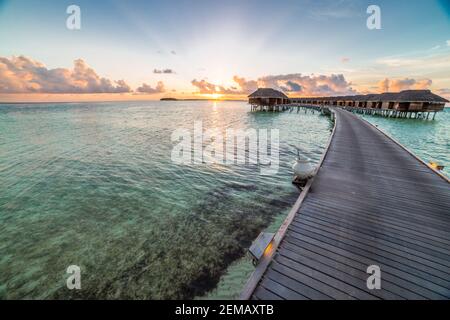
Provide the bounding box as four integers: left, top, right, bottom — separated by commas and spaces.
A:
241, 108, 450, 300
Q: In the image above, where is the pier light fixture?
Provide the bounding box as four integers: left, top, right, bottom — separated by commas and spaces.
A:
429, 161, 444, 171
292, 151, 316, 189
249, 232, 275, 265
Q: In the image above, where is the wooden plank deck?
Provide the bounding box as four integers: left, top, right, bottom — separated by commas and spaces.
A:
244, 108, 450, 300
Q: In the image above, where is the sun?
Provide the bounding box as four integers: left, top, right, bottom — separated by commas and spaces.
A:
211, 93, 223, 100
202, 93, 223, 100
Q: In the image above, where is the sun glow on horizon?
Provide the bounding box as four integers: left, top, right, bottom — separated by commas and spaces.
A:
202, 93, 224, 100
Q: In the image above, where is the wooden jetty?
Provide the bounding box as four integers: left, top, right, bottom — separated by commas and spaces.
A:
241, 107, 450, 300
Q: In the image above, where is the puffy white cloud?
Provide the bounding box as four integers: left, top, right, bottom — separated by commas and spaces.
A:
0, 56, 132, 93
136, 81, 165, 94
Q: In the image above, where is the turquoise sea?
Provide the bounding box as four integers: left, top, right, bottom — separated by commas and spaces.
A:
359, 107, 449, 177
0, 101, 332, 299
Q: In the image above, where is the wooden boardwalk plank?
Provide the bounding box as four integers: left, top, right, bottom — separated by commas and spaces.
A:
285, 228, 450, 296
277, 246, 402, 299
244, 108, 450, 300
296, 214, 450, 265
283, 235, 446, 299
300, 204, 450, 254
287, 224, 450, 287
290, 219, 450, 272
280, 241, 423, 299
264, 268, 332, 300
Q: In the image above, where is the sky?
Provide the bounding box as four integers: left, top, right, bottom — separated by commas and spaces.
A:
0, 0, 449, 102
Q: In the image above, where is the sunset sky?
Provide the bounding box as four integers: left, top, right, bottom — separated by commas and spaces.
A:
1, 0, 450, 102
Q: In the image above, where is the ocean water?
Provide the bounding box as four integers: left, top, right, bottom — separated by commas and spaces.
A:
358, 107, 450, 177
0, 101, 332, 299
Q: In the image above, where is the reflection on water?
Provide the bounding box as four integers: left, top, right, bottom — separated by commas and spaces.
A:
0, 101, 331, 299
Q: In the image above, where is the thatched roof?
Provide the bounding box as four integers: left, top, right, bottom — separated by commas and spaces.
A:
359, 90, 448, 102
390, 90, 448, 102
248, 88, 288, 99
293, 90, 449, 103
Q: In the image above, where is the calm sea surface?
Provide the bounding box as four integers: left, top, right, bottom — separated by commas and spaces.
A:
0, 101, 332, 299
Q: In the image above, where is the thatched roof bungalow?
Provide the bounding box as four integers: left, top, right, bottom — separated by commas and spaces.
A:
248, 88, 290, 107
290, 90, 448, 112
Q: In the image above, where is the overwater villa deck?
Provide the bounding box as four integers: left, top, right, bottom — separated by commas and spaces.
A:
242, 96, 450, 300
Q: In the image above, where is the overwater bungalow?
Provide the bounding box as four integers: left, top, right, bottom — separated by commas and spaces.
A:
251, 89, 448, 118
289, 90, 448, 113
248, 88, 290, 111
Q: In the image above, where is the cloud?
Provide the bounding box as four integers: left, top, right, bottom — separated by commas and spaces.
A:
376, 51, 450, 71
447, 40, 450, 46
191, 76, 259, 95
378, 78, 390, 92
257, 73, 356, 96
191, 73, 356, 96
341, 57, 350, 63
153, 68, 175, 74
0, 56, 132, 93
309, 1, 361, 19
280, 81, 302, 92
438, 88, 450, 94
191, 79, 235, 94
437, 88, 450, 99
136, 81, 165, 94
156, 50, 177, 56
376, 58, 419, 68
377, 78, 432, 92
232, 76, 258, 93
